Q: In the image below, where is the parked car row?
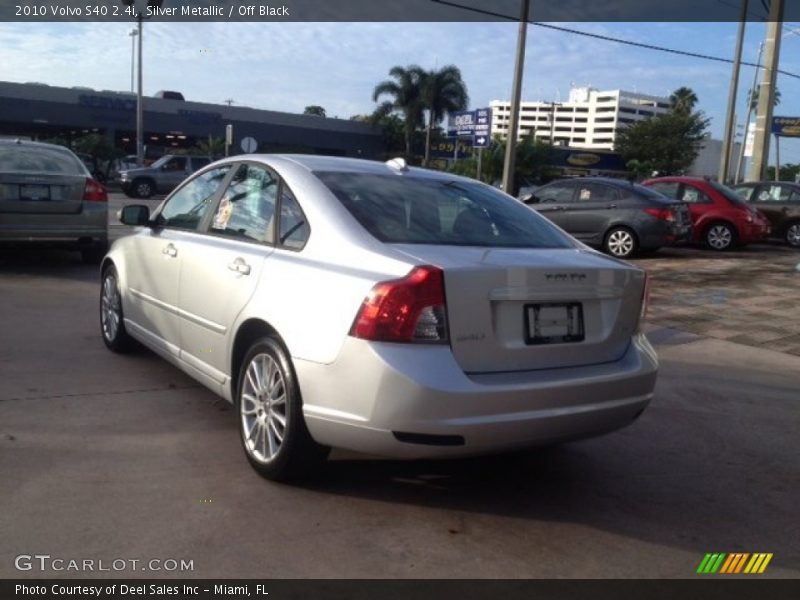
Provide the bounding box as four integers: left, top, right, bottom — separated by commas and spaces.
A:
522, 175, 792, 258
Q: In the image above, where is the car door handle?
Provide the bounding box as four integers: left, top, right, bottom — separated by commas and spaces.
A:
606, 204, 617, 209
162, 243, 178, 258
227, 258, 251, 276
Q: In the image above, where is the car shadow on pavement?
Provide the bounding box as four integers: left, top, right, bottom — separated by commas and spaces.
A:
0, 246, 101, 283
294, 361, 798, 566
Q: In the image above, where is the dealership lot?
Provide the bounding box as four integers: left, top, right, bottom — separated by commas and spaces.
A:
0, 198, 798, 578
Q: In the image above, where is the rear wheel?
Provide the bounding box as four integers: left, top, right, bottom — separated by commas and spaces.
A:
236, 337, 329, 481
100, 265, 134, 352
705, 222, 735, 251
785, 222, 800, 248
603, 227, 638, 259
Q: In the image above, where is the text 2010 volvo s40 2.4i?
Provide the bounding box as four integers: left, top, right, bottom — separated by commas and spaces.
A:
101, 155, 657, 480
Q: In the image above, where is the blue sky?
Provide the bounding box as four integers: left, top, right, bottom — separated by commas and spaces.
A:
1, 21, 798, 165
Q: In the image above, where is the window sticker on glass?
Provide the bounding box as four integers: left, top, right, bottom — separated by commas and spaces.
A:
213, 196, 234, 230
579, 188, 591, 201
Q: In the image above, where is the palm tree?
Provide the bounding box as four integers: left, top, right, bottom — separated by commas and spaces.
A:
372, 65, 426, 159
748, 86, 781, 110
670, 87, 699, 114
419, 65, 469, 166
195, 136, 226, 158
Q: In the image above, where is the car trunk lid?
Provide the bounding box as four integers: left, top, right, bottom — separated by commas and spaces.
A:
390, 245, 645, 373
0, 173, 87, 215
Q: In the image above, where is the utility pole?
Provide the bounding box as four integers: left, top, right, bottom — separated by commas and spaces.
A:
718, 0, 748, 183
501, 0, 529, 195
747, 0, 784, 182
136, 14, 143, 166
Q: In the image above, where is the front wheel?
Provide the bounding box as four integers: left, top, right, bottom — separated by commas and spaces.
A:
785, 222, 800, 248
705, 222, 736, 251
236, 337, 329, 481
100, 265, 134, 352
132, 178, 154, 199
604, 227, 638, 259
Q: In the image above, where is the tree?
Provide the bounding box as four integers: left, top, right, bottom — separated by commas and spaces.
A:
766, 163, 799, 182
194, 136, 225, 158
303, 105, 326, 117
72, 133, 121, 182
419, 65, 469, 166
446, 135, 553, 193
669, 86, 699, 114
748, 86, 781, 110
616, 110, 710, 177
372, 65, 426, 159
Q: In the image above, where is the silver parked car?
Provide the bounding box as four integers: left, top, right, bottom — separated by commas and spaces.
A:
102, 155, 657, 480
0, 139, 108, 263
119, 154, 213, 199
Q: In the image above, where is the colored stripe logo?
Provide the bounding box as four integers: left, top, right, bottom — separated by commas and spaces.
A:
697, 553, 773, 574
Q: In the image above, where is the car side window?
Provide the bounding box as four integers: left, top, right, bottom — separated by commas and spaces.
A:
158, 165, 231, 230
731, 186, 754, 201
681, 185, 712, 204
211, 164, 278, 244
537, 183, 575, 203
647, 182, 680, 199
757, 185, 794, 203
165, 156, 187, 172
278, 185, 310, 251
576, 183, 619, 202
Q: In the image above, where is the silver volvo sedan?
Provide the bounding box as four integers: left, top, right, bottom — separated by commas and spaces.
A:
101, 155, 657, 480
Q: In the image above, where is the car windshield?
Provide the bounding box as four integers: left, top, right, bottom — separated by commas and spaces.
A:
315, 171, 575, 248
708, 181, 750, 207
0, 145, 86, 174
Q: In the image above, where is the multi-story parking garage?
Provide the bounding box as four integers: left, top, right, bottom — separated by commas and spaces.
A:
0, 80, 382, 160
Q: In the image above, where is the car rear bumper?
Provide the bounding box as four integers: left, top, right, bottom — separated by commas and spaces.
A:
0, 208, 107, 244
296, 333, 658, 458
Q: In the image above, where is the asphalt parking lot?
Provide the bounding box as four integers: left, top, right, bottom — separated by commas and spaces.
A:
0, 196, 798, 579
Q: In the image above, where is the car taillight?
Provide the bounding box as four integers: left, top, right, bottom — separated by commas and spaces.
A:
83, 178, 108, 202
349, 265, 448, 344
643, 207, 675, 222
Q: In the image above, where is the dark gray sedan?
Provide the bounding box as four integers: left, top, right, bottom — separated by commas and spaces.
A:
0, 139, 108, 262
523, 177, 692, 258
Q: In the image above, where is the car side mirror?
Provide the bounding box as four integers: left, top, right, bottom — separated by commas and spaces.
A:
521, 193, 538, 204
118, 204, 150, 226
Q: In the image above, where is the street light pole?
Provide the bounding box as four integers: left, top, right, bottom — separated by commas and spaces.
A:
501, 0, 530, 196
747, 0, 785, 182
718, 0, 748, 183
128, 29, 137, 93
136, 14, 144, 166
734, 40, 764, 184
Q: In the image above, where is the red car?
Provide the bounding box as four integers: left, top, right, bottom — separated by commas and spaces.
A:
643, 177, 770, 250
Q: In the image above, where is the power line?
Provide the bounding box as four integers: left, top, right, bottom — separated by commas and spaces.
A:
429, 0, 800, 81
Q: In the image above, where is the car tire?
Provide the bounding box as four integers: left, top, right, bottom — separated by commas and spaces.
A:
132, 178, 154, 199
236, 337, 329, 481
100, 265, 135, 353
784, 221, 800, 248
603, 227, 638, 259
705, 222, 736, 251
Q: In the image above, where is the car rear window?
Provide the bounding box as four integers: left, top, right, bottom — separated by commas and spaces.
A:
0, 145, 86, 174
708, 181, 749, 207
315, 171, 574, 248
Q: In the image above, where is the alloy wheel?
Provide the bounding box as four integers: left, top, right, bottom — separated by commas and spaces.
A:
786, 223, 800, 247
240, 353, 288, 464
101, 274, 121, 342
707, 224, 733, 250
607, 229, 635, 257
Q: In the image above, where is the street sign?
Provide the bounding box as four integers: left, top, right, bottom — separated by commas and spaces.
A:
744, 122, 756, 158
240, 136, 257, 153
771, 116, 800, 137
473, 134, 490, 148
474, 107, 491, 135
447, 110, 476, 137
